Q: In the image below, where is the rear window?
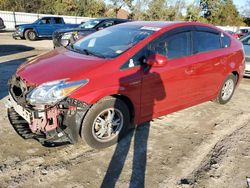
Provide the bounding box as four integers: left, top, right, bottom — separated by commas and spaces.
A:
54, 18, 63, 24
193, 31, 221, 53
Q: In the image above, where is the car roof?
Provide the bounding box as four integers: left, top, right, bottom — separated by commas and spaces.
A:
115, 21, 191, 29
115, 21, 223, 32
90, 18, 129, 22
41, 16, 63, 19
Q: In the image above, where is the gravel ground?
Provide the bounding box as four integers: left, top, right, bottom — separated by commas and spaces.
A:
1, 33, 250, 188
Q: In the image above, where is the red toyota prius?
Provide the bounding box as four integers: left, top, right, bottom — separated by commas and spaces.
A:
7, 21, 245, 149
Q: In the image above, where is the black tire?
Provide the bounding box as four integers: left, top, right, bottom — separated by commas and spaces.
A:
24, 29, 37, 41
81, 97, 130, 149
216, 73, 237, 104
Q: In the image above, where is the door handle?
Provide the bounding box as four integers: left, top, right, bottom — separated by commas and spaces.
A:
185, 66, 195, 75
128, 80, 141, 86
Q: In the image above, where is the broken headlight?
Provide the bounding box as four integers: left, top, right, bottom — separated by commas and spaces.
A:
61, 32, 73, 40
27, 79, 88, 105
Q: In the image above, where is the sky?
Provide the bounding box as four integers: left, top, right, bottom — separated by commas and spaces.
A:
233, 0, 246, 8
232, 0, 247, 13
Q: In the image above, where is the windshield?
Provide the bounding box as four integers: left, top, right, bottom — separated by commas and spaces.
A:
79, 19, 101, 29
72, 25, 157, 58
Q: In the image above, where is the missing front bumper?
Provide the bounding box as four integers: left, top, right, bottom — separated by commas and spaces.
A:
7, 97, 90, 147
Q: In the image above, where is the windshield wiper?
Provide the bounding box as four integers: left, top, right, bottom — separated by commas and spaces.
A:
66, 46, 106, 59
82, 49, 106, 59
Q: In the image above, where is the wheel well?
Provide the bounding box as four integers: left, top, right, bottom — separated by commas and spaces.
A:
24, 28, 37, 36
232, 71, 239, 84
111, 94, 135, 124
24, 28, 33, 33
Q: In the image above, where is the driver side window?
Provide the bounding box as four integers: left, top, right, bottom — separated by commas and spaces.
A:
40, 18, 51, 24
148, 31, 191, 60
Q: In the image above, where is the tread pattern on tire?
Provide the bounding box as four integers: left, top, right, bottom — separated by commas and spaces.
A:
24, 29, 36, 41
216, 73, 236, 105
81, 96, 130, 149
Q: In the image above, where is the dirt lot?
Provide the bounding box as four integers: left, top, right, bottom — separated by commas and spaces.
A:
1, 32, 250, 188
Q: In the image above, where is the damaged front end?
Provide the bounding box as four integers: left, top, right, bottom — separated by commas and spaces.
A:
7, 76, 90, 146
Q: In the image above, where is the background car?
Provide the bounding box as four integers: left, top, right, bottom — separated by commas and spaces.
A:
240, 34, 250, 77
12, 17, 79, 41
0, 17, 5, 30
225, 30, 241, 39
237, 28, 250, 38
52, 18, 129, 48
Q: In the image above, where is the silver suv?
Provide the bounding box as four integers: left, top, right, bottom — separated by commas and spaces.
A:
241, 34, 250, 77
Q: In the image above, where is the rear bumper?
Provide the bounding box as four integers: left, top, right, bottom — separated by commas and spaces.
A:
244, 62, 250, 77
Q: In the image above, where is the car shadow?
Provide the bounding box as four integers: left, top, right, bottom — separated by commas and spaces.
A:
0, 30, 14, 33
101, 62, 166, 187
101, 122, 150, 188
0, 45, 34, 56
0, 56, 36, 100
13, 37, 52, 41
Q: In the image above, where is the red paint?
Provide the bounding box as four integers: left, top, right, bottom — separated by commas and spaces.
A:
17, 21, 245, 125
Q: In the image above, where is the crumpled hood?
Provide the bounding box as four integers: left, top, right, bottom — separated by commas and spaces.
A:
17, 47, 107, 85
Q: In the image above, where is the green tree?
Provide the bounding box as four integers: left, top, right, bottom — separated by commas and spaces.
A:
0, 0, 42, 12
199, 0, 244, 26
145, 0, 168, 20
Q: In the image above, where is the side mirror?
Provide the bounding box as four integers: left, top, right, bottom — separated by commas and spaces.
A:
146, 53, 168, 67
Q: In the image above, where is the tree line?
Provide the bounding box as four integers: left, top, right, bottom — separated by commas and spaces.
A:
0, 0, 249, 26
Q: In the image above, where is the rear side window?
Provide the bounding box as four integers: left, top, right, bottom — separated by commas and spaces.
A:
222, 34, 231, 48
99, 21, 114, 28
54, 18, 63, 24
193, 31, 221, 53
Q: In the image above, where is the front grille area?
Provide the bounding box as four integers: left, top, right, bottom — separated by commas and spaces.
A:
245, 70, 250, 74
8, 75, 34, 106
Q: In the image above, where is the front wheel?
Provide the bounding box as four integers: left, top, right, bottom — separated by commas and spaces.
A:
24, 29, 37, 41
216, 74, 237, 104
81, 97, 130, 149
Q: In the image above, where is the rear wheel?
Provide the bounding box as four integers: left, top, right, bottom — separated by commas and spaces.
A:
81, 97, 130, 149
24, 29, 37, 41
216, 74, 237, 104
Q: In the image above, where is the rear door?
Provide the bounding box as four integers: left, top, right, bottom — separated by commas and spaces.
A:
53, 17, 64, 32
188, 26, 229, 100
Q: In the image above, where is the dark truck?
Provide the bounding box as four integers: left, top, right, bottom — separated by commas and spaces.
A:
12, 17, 80, 41
53, 18, 129, 48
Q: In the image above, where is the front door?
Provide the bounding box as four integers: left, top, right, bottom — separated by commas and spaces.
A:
37, 17, 53, 36
140, 30, 196, 121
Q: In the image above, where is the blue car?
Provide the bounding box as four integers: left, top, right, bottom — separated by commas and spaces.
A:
12, 17, 79, 41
